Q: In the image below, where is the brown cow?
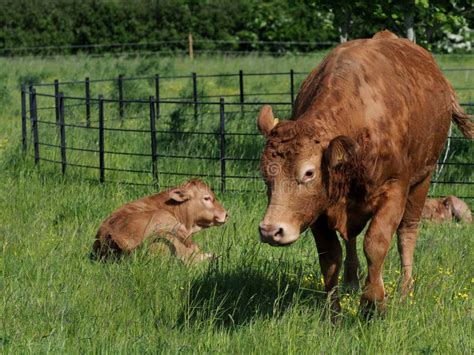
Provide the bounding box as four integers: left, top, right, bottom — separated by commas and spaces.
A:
92, 179, 228, 263
256, 31, 473, 316
422, 196, 472, 224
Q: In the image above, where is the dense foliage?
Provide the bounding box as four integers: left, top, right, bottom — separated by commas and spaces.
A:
0, 0, 472, 54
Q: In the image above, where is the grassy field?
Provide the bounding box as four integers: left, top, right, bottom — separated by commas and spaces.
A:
1, 52, 473, 353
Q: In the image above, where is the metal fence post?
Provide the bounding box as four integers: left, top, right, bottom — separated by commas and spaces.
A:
118, 74, 124, 119
58, 92, 67, 175
239, 70, 244, 115
31, 88, 40, 165
28, 82, 34, 128
85, 77, 91, 127
192, 72, 198, 118
21, 84, 27, 152
98, 95, 105, 183
54, 79, 60, 124
290, 69, 295, 108
219, 98, 226, 193
155, 74, 160, 117
149, 96, 158, 186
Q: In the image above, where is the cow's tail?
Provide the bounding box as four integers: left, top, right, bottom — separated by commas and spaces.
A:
452, 99, 473, 139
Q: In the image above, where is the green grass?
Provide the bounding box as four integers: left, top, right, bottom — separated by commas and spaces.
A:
1, 52, 473, 353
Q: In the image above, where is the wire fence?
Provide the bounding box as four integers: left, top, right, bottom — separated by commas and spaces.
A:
21, 69, 474, 198
3, 39, 340, 57
4, 39, 474, 57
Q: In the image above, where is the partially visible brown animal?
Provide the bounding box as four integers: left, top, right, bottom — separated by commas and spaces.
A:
92, 179, 228, 263
422, 196, 472, 223
256, 30, 473, 316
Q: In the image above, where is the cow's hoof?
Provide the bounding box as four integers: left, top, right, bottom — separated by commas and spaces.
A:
343, 267, 360, 293
322, 297, 342, 324
399, 278, 415, 299
360, 295, 387, 320
191, 252, 217, 264
342, 279, 360, 293
202, 252, 216, 261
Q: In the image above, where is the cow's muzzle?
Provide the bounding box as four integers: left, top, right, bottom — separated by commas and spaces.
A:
258, 222, 299, 246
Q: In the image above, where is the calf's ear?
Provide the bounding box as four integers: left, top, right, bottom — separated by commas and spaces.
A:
324, 136, 358, 168
168, 189, 192, 203
257, 105, 279, 137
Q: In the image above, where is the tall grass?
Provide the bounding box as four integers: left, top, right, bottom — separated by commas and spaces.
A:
1, 53, 473, 353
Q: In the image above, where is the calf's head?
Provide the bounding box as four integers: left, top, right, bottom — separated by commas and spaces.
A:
257, 105, 358, 246
167, 179, 228, 229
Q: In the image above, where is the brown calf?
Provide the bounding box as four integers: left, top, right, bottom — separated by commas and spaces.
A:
92, 179, 228, 263
422, 196, 472, 224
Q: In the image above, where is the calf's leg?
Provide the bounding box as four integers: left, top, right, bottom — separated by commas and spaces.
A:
397, 174, 430, 297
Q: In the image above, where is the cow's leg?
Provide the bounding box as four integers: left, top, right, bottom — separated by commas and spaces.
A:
343, 238, 360, 291
361, 182, 407, 314
397, 174, 430, 297
311, 215, 342, 315
167, 237, 214, 264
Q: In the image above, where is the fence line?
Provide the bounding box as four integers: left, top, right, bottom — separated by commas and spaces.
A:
30, 68, 474, 88
20, 69, 474, 197
4, 39, 474, 57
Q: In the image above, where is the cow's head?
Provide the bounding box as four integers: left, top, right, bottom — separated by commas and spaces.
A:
168, 179, 228, 229
257, 105, 358, 246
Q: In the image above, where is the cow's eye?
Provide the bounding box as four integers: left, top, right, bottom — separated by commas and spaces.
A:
302, 169, 315, 182
204, 196, 212, 202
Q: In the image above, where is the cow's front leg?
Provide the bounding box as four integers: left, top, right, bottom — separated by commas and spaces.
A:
311, 215, 342, 316
361, 182, 407, 315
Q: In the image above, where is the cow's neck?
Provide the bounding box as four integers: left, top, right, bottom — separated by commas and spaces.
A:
324, 149, 372, 239
326, 198, 371, 240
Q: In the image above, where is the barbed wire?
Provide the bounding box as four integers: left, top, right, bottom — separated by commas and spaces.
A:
2, 38, 473, 57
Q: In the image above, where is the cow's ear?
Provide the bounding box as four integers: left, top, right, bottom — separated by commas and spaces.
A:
168, 189, 192, 203
442, 197, 454, 213
257, 105, 279, 137
442, 197, 450, 208
324, 136, 358, 168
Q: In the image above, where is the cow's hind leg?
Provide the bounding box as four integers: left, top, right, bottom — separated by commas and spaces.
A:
397, 174, 431, 297
343, 238, 361, 292
311, 215, 343, 317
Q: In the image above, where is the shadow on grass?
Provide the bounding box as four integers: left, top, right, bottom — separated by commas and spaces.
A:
177, 262, 327, 329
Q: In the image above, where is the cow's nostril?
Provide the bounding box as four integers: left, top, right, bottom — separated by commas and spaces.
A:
259, 224, 284, 241
275, 228, 284, 237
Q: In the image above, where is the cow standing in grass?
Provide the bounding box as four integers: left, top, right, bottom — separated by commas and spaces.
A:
93, 179, 228, 263
256, 31, 473, 316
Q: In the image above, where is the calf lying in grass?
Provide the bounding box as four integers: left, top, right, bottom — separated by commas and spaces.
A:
422, 196, 472, 224
92, 179, 228, 263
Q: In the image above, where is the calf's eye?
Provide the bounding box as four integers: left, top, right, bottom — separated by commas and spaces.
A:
204, 196, 212, 202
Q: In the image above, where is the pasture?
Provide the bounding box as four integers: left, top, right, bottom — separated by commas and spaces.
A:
1, 53, 473, 353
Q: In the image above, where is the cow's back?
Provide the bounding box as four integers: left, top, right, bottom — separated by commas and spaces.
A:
294, 34, 453, 185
